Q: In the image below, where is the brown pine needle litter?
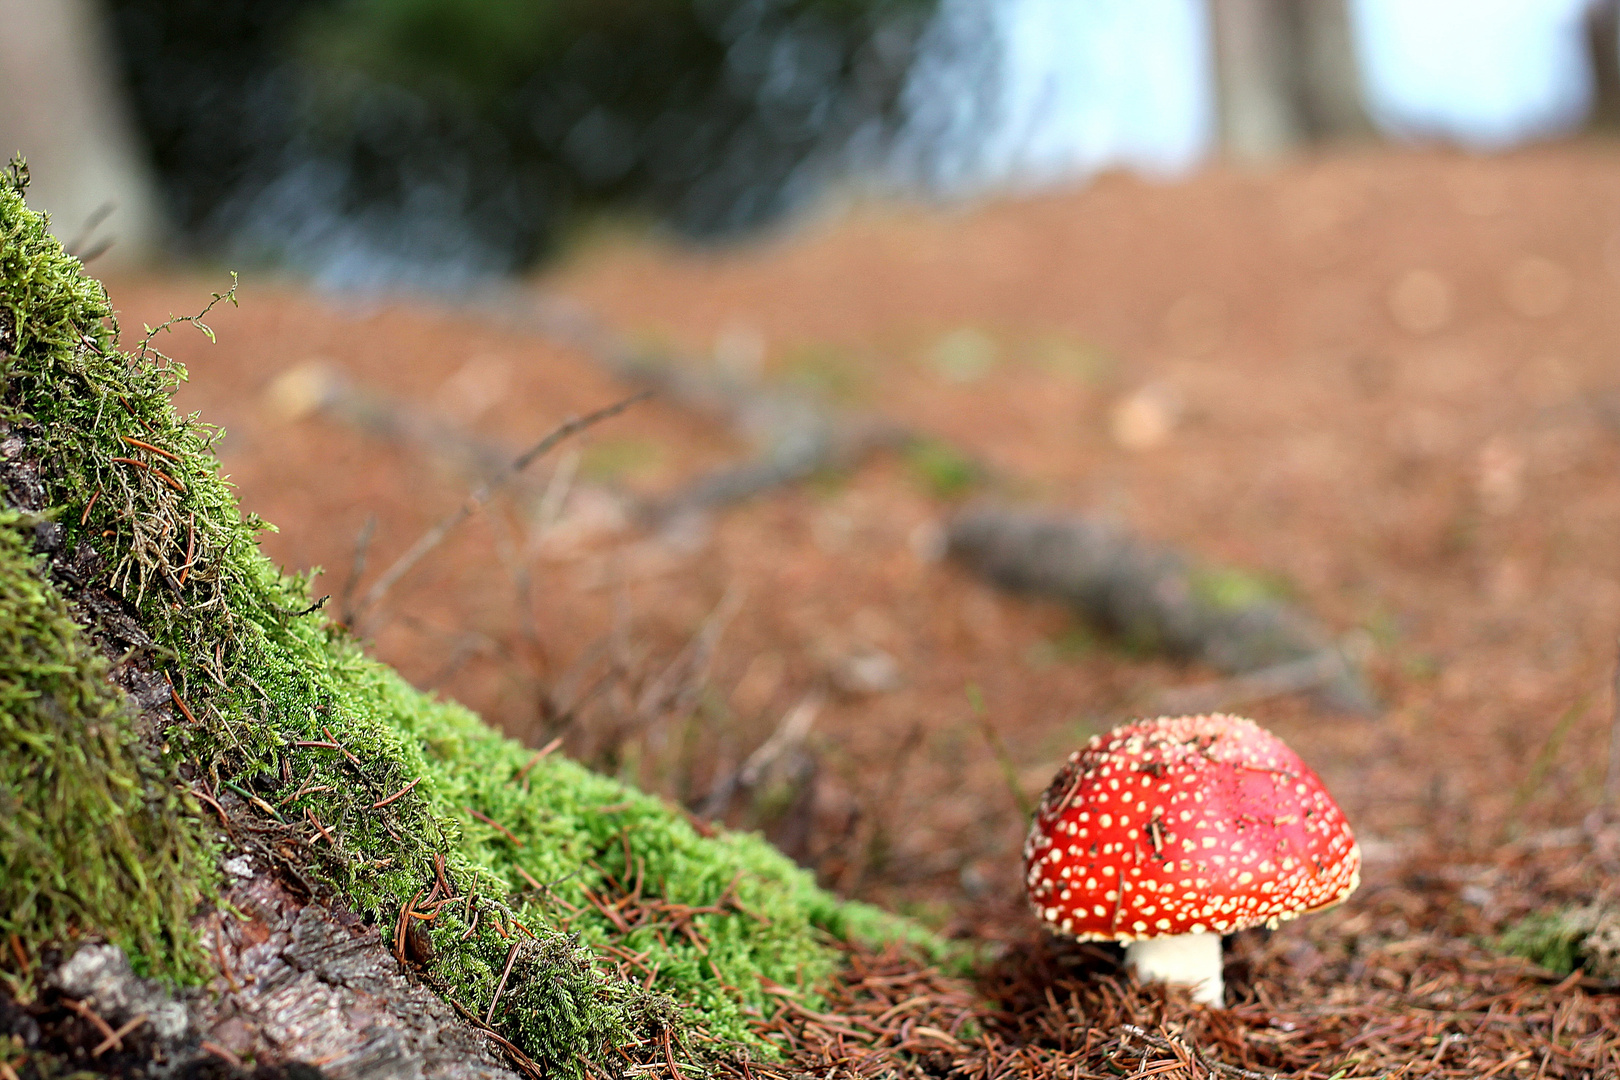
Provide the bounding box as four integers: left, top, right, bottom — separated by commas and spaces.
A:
711, 829, 1620, 1080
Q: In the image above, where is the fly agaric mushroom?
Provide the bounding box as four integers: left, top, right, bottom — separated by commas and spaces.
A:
1023, 713, 1359, 1006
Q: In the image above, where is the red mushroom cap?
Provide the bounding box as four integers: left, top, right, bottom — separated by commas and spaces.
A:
1024, 714, 1359, 942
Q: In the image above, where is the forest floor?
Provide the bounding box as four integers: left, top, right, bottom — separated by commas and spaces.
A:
107, 142, 1620, 1077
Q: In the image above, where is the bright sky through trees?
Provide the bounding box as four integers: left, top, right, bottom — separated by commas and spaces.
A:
1353, 0, 1595, 146
926, 0, 1602, 189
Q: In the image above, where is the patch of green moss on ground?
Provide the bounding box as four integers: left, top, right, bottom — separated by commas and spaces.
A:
1498, 905, 1620, 980
0, 513, 212, 984
0, 162, 935, 1075
1186, 565, 1295, 613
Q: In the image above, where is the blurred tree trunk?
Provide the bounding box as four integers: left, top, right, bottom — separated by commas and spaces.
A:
1209, 0, 1372, 163
1292, 0, 1373, 141
1586, 0, 1620, 132
0, 0, 163, 264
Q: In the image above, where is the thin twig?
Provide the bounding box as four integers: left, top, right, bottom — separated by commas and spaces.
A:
433, 852, 455, 899
62, 997, 118, 1044
165, 673, 198, 726
92, 1014, 147, 1057
337, 515, 377, 627
192, 787, 231, 829
109, 456, 185, 492
321, 727, 366, 771
64, 202, 114, 259
1606, 635, 1620, 814
200, 1041, 242, 1069
702, 691, 824, 818
177, 511, 195, 586
120, 434, 181, 462
394, 891, 422, 965
516, 736, 564, 780
353, 391, 650, 626
635, 583, 745, 723
466, 806, 524, 846
447, 998, 546, 1080
8, 934, 28, 977
662, 1028, 689, 1080
1118, 1025, 1274, 1080
969, 683, 1031, 820
372, 776, 423, 809
222, 780, 283, 822
840, 722, 925, 897
486, 941, 523, 1025
305, 807, 335, 845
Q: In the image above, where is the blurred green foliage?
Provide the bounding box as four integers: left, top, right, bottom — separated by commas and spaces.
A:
305, 0, 931, 101
1022, 626, 1099, 669
580, 437, 663, 481
1028, 333, 1114, 384
1186, 564, 1296, 612
903, 437, 982, 499
111, 0, 939, 274
782, 342, 871, 403
927, 327, 998, 383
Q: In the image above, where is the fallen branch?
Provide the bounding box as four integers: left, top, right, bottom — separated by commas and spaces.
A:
640, 416, 907, 524
270, 365, 515, 482
479, 290, 910, 523
1153, 648, 1367, 716
946, 506, 1376, 714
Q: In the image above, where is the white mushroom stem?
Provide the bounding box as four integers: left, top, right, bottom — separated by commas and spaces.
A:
1125, 932, 1224, 1006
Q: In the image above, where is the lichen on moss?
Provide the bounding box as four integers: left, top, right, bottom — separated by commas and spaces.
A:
0, 159, 934, 1076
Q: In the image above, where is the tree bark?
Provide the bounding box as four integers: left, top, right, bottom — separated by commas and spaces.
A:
1292, 0, 1375, 141
1208, 0, 1372, 162
1586, 0, 1620, 132
0, 0, 164, 264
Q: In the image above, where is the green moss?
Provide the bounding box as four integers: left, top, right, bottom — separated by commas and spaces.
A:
0, 161, 934, 1075
782, 342, 870, 404
926, 328, 998, 384
0, 512, 212, 984
1499, 908, 1590, 975
903, 437, 982, 500
1186, 565, 1294, 613
1498, 905, 1620, 980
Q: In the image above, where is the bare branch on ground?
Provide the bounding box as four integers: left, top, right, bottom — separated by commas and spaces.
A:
946, 506, 1376, 714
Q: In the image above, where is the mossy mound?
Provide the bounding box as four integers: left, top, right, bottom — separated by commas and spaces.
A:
0, 161, 928, 1075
